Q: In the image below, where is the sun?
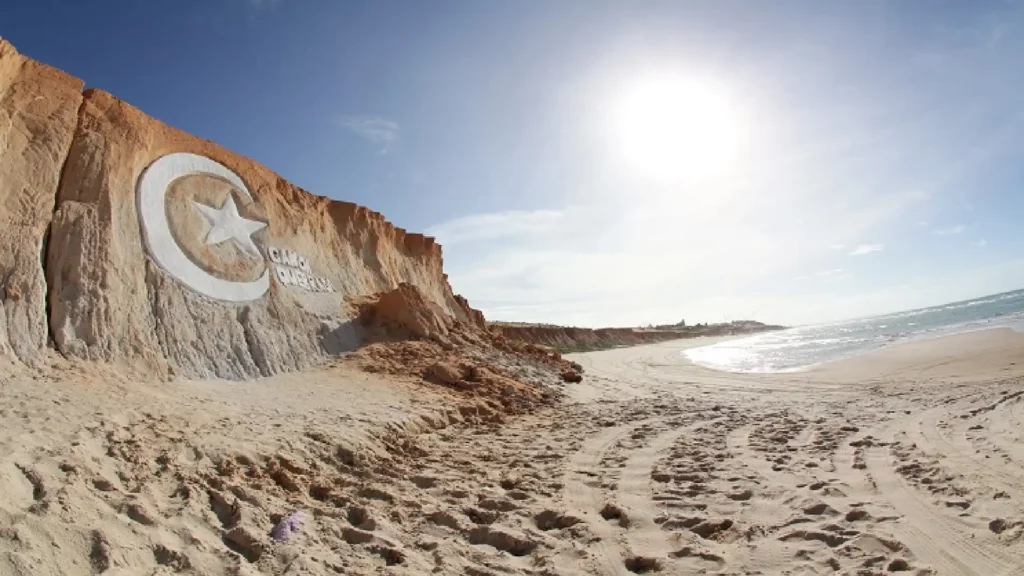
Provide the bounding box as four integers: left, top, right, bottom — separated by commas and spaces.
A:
614, 75, 739, 184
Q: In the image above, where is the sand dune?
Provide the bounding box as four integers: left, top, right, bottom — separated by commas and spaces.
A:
2, 329, 1023, 575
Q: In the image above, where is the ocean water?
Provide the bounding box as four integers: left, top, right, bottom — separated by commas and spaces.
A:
685, 289, 1024, 373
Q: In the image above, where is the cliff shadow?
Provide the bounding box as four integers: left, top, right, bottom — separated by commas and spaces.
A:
319, 318, 364, 356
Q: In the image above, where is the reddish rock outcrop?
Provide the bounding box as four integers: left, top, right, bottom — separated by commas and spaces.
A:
357, 282, 454, 341
490, 325, 682, 353
348, 282, 582, 411
560, 369, 583, 383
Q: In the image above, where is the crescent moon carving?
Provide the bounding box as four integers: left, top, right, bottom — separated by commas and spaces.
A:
137, 153, 270, 302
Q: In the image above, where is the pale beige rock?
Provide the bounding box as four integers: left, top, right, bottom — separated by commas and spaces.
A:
45, 88, 471, 379
0, 38, 480, 380
0, 39, 83, 363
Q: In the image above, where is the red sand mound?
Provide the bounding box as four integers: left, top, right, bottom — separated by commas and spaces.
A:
348, 283, 583, 416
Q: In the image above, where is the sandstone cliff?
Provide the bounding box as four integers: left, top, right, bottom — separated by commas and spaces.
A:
489, 325, 683, 353
0, 39, 480, 379
490, 320, 785, 353
0, 39, 83, 364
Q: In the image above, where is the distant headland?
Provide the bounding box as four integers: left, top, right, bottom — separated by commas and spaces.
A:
488, 319, 784, 353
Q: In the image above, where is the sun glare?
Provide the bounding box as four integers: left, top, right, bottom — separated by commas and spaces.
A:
614, 75, 739, 184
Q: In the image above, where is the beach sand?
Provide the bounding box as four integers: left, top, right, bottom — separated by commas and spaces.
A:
1, 329, 1023, 575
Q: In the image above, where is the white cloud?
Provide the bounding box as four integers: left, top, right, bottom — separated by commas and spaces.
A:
828, 244, 846, 250
793, 268, 847, 283
432, 201, 791, 327
849, 244, 884, 256
934, 224, 966, 235
426, 210, 563, 246
974, 238, 988, 247
336, 115, 400, 153
431, 165, 935, 327
792, 268, 849, 284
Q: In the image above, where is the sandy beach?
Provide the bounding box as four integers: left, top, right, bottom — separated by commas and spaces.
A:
1, 328, 1023, 576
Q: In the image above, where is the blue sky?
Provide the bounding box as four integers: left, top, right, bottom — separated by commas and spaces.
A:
5, 0, 1024, 326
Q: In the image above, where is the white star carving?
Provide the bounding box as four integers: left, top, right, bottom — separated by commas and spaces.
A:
191, 195, 267, 256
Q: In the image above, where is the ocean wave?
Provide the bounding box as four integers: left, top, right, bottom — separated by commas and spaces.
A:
684, 289, 1024, 373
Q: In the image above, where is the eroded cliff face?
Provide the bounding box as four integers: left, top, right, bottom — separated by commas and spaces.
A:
489, 325, 682, 353
0, 39, 84, 364
0, 39, 476, 379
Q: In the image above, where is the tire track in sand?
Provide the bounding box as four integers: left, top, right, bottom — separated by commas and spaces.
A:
563, 416, 713, 574
865, 440, 1019, 575
564, 419, 657, 576
615, 418, 721, 567
920, 407, 1024, 503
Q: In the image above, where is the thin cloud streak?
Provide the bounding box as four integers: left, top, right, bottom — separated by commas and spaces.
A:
336, 115, 400, 153
849, 244, 884, 256
426, 210, 564, 246
934, 224, 966, 235
794, 268, 846, 282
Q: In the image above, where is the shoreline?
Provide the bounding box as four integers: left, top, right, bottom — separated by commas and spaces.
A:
682, 321, 1024, 376
803, 325, 1024, 383
553, 329, 1024, 574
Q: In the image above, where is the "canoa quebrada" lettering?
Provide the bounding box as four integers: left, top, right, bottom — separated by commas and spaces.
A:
267, 246, 336, 293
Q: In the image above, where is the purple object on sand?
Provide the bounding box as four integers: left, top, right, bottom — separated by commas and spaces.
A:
271, 511, 307, 543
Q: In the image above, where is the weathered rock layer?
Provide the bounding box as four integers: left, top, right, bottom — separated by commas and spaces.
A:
489, 325, 683, 353
0, 39, 478, 379
0, 39, 84, 364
